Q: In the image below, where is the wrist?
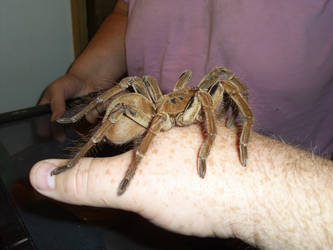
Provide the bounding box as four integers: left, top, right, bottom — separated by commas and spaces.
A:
202, 125, 259, 243
63, 71, 95, 97
227, 133, 333, 249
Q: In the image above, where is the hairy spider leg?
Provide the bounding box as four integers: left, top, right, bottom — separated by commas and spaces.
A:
142, 75, 163, 103
222, 76, 249, 128
198, 66, 250, 128
121, 105, 153, 128
173, 70, 192, 91
103, 93, 154, 125
176, 93, 201, 126
198, 66, 227, 90
117, 113, 168, 195
174, 90, 217, 178
51, 99, 154, 177
56, 76, 151, 124
50, 118, 116, 175
196, 91, 217, 178
208, 81, 224, 110
221, 80, 253, 166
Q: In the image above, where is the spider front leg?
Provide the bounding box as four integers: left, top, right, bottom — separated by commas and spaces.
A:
51, 118, 115, 175
221, 80, 253, 166
56, 76, 150, 124
118, 113, 168, 195
51, 98, 153, 176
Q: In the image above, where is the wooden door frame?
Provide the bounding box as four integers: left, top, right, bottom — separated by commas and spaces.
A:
70, 0, 88, 58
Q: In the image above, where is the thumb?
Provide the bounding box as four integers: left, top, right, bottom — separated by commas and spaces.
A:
29, 126, 229, 237
29, 152, 140, 212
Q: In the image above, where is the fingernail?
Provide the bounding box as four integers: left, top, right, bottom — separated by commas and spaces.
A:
33, 162, 56, 191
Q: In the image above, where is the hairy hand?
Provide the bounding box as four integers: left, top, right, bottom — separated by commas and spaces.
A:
30, 125, 253, 239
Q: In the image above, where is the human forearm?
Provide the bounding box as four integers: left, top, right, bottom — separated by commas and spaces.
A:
200, 122, 333, 249
68, 0, 128, 92
238, 131, 333, 249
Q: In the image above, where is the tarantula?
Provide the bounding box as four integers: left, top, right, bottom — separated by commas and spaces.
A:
52, 66, 254, 195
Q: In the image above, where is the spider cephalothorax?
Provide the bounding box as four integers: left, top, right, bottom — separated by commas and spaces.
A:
53, 66, 254, 195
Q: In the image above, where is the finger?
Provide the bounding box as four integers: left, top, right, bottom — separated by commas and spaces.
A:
39, 74, 86, 121
49, 91, 67, 121
29, 152, 140, 211
38, 88, 66, 121
29, 124, 255, 239
38, 95, 50, 105
29, 153, 214, 237
29, 152, 209, 236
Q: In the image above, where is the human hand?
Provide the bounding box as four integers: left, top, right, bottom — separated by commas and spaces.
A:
36, 74, 85, 142
36, 73, 105, 142
29, 124, 255, 241
38, 74, 91, 121
30, 117, 333, 249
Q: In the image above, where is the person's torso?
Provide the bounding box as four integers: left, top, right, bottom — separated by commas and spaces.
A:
125, 0, 333, 156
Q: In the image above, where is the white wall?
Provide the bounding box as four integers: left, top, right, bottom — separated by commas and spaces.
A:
0, 0, 74, 113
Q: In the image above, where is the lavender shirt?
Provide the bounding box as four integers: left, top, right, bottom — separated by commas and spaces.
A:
124, 0, 333, 156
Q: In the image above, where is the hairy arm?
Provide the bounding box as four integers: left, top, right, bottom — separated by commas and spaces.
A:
229, 128, 333, 249
30, 122, 333, 249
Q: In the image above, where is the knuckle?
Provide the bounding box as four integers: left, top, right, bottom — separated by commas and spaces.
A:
60, 160, 91, 202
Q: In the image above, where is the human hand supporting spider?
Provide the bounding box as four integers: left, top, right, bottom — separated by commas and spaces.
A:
30, 123, 333, 249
